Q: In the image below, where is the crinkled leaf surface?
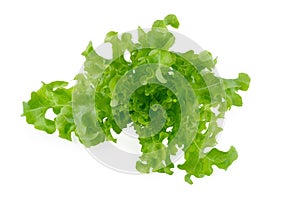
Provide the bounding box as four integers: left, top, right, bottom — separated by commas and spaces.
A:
22, 81, 75, 140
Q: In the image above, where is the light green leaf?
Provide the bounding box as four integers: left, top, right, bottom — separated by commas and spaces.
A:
222, 73, 251, 109
55, 106, 75, 141
22, 81, 74, 141
178, 146, 238, 184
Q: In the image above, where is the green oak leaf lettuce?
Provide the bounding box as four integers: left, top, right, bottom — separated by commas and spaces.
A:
22, 14, 250, 184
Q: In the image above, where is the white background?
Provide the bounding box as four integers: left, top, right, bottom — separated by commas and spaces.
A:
1, 0, 299, 199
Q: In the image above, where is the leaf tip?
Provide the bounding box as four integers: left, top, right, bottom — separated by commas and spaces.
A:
184, 174, 193, 184
81, 41, 94, 57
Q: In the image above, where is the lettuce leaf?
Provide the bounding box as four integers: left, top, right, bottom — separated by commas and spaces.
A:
22, 14, 250, 184
22, 81, 75, 140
